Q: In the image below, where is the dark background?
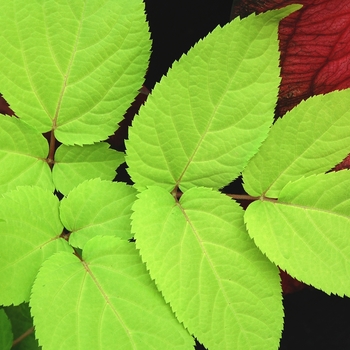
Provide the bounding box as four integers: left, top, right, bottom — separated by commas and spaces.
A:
144, 0, 233, 89
143, 0, 350, 349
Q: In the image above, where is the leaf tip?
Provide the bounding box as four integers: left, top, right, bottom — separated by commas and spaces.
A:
263, 4, 303, 22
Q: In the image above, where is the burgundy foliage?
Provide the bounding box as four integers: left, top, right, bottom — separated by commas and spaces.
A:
232, 0, 350, 117
0, 94, 13, 116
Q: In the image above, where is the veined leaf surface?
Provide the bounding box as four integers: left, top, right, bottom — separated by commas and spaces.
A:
132, 186, 283, 350
243, 89, 350, 197
245, 171, 350, 296
60, 179, 137, 248
0, 116, 53, 194
0, 0, 151, 145
0, 186, 72, 305
126, 6, 301, 192
52, 143, 124, 195
30, 236, 194, 350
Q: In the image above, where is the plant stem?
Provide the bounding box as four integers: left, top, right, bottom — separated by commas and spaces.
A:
226, 194, 260, 201
47, 130, 56, 169
12, 326, 34, 347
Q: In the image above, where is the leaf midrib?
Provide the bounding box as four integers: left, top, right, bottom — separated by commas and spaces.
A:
265, 199, 350, 261
264, 111, 346, 197
176, 200, 247, 341
52, 4, 85, 132
81, 260, 137, 348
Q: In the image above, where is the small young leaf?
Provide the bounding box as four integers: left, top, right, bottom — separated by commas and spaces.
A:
243, 89, 350, 197
244, 171, 350, 296
0, 0, 151, 145
52, 143, 124, 195
0, 186, 72, 305
132, 186, 283, 350
60, 179, 137, 248
0, 309, 12, 350
0, 116, 53, 195
126, 6, 301, 192
30, 236, 194, 350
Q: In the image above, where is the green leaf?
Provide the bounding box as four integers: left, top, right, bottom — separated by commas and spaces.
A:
0, 309, 12, 350
243, 89, 350, 197
126, 6, 301, 192
0, 116, 53, 195
244, 171, 350, 296
4, 303, 40, 350
0, 186, 73, 305
52, 143, 124, 195
30, 236, 194, 350
131, 186, 283, 350
60, 179, 137, 248
0, 0, 151, 145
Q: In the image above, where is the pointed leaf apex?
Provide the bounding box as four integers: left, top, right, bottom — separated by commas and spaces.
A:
272, 4, 303, 18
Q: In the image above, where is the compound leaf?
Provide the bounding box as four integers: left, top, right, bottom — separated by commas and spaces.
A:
0, 186, 72, 305
132, 186, 283, 350
0, 116, 53, 195
243, 89, 350, 197
30, 236, 194, 350
0, 309, 12, 350
60, 179, 136, 248
0, 0, 151, 145
126, 6, 301, 192
52, 143, 124, 195
245, 171, 350, 296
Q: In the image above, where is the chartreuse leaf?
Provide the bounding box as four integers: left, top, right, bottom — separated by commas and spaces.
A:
0, 309, 12, 350
0, 0, 150, 145
4, 303, 40, 350
52, 143, 124, 195
245, 171, 350, 296
132, 186, 283, 350
0, 186, 72, 306
30, 236, 194, 350
126, 5, 301, 192
0, 116, 53, 195
60, 179, 136, 248
243, 89, 350, 198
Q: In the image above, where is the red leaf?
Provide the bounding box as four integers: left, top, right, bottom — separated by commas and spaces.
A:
279, 269, 309, 295
0, 94, 14, 116
231, 0, 350, 117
